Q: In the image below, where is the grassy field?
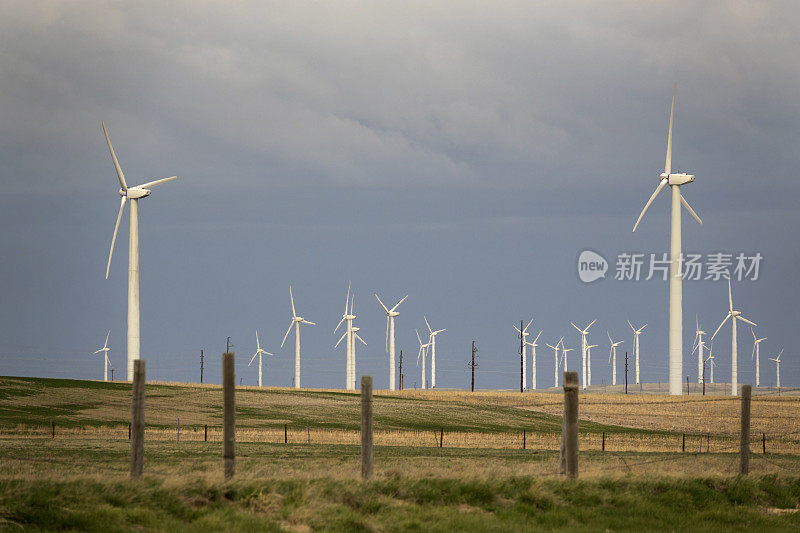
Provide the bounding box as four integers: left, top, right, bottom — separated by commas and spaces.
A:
1, 376, 799, 530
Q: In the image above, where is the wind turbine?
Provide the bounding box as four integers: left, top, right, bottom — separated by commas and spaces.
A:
101, 123, 178, 381
334, 284, 356, 390
424, 317, 445, 388
560, 343, 574, 381
527, 330, 543, 390
351, 326, 367, 385
571, 320, 596, 389
416, 329, 431, 389
280, 286, 315, 389
710, 279, 756, 396
692, 316, 706, 384
751, 328, 767, 388
249, 331, 273, 387
92, 330, 112, 382
586, 344, 598, 387
375, 293, 408, 391
769, 349, 783, 388
628, 321, 647, 384
707, 351, 716, 384
514, 319, 534, 389
546, 337, 563, 387
631, 83, 703, 395
607, 332, 623, 386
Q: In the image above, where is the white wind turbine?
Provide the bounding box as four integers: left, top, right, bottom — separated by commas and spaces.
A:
711, 279, 756, 396
607, 332, 623, 386
280, 286, 315, 389
351, 326, 367, 385
692, 316, 706, 384
375, 293, 408, 391
632, 83, 703, 396
92, 330, 112, 382
527, 330, 543, 390
571, 320, 596, 390
560, 342, 574, 381
707, 352, 716, 384
627, 321, 647, 384
769, 349, 783, 388
514, 319, 534, 389
249, 331, 273, 388
546, 337, 563, 387
424, 317, 445, 389
751, 328, 767, 388
586, 344, 598, 386
102, 123, 178, 381
334, 285, 356, 390
416, 329, 431, 389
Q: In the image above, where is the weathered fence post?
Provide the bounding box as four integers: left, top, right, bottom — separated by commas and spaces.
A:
440, 427, 444, 448
682, 433, 685, 452
51, 421, 55, 439
560, 371, 579, 478
223, 352, 235, 480
130, 359, 145, 479
128, 422, 131, 440
284, 424, 288, 444
204, 424, 208, 442
523, 429, 526, 450
602, 431, 605, 452
740, 384, 751, 475
762, 432, 766, 455
361, 375, 374, 480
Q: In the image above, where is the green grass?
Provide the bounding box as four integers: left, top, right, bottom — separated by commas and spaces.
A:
0, 475, 798, 531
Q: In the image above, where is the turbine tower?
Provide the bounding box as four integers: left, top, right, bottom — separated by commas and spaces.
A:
375, 293, 408, 390
586, 344, 598, 387
560, 343, 574, 381
632, 83, 703, 396
424, 317, 445, 389
351, 326, 367, 386
526, 330, 543, 390
707, 351, 716, 384
102, 123, 177, 381
334, 284, 356, 390
751, 328, 767, 388
280, 286, 315, 388
546, 337, 563, 387
249, 331, 273, 387
710, 279, 756, 396
514, 319, 534, 389
415, 329, 431, 389
769, 349, 783, 388
92, 330, 112, 382
571, 320, 596, 389
628, 321, 647, 384
607, 332, 623, 386
692, 316, 706, 384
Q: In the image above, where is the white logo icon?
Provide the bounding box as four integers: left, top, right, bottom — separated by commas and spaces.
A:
578, 250, 608, 283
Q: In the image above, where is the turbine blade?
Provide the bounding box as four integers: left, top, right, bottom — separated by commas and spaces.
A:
640, 324, 648, 331
680, 194, 702, 225
93, 348, 103, 354
416, 329, 422, 345
105, 330, 110, 347
737, 316, 757, 327
665, 82, 676, 175
524, 318, 534, 333
264, 351, 273, 356
587, 319, 596, 330
751, 327, 756, 341
571, 322, 581, 332
136, 176, 177, 189
375, 293, 389, 313
711, 313, 731, 341
302, 320, 315, 326
632, 178, 669, 232
345, 283, 351, 314
628, 320, 635, 332
334, 317, 345, 334
390, 295, 408, 312
355, 333, 367, 346
608, 331, 612, 343
280, 321, 294, 348
424, 316, 432, 334
532, 330, 542, 344
289, 286, 296, 317
728, 279, 733, 312
106, 196, 127, 279
102, 122, 127, 190
249, 351, 258, 366
255, 330, 260, 349
751, 343, 756, 361
335, 331, 347, 348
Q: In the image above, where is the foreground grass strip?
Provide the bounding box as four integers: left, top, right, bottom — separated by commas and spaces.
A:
0, 476, 798, 531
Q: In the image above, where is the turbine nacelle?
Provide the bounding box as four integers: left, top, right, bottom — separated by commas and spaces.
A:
661, 172, 695, 185
121, 187, 151, 199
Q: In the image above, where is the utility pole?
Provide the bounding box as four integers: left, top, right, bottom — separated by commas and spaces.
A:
686, 375, 690, 395
468, 341, 478, 392
624, 351, 628, 395
111, 368, 114, 381
398, 350, 403, 391
200, 349, 204, 384
226, 337, 234, 354
702, 360, 706, 396
520, 320, 524, 393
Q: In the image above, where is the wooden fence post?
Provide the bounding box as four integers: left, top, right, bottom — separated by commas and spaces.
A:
204, 424, 208, 442
177, 416, 180, 442
560, 371, 579, 478
128, 422, 131, 440
51, 421, 55, 439
361, 375, 374, 480
223, 352, 235, 480
523, 429, 526, 450
740, 384, 751, 475
130, 359, 145, 479
682, 433, 685, 453
440, 427, 444, 448
284, 424, 288, 444
602, 431, 605, 452
762, 432, 766, 455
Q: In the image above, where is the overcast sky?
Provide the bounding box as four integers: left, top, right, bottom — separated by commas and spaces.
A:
1, 1, 798, 389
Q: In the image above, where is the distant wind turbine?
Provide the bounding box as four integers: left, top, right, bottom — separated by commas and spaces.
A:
280, 286, 315, 389
375, 293, 408, 391
424, 317, 445, 388
334, 284, 356, 390
527, 330, 543, 390
92, 330, 112, 382
546, 337, 563, 387
101, 123, 178, 381
607, 332, 623, 386
514, 319, 534, 389
628, 321, 647, 384
751, 328, 767, 388
769, 349, 783, 388
711, 279, 756, 396
571, 320, 596, 389
692, 316, 706, 384
249, 331, 273, 388
631, 83, 703, 395
560, 343, 574, 381
416, 329, 431, 389
586, 344, 598, 386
